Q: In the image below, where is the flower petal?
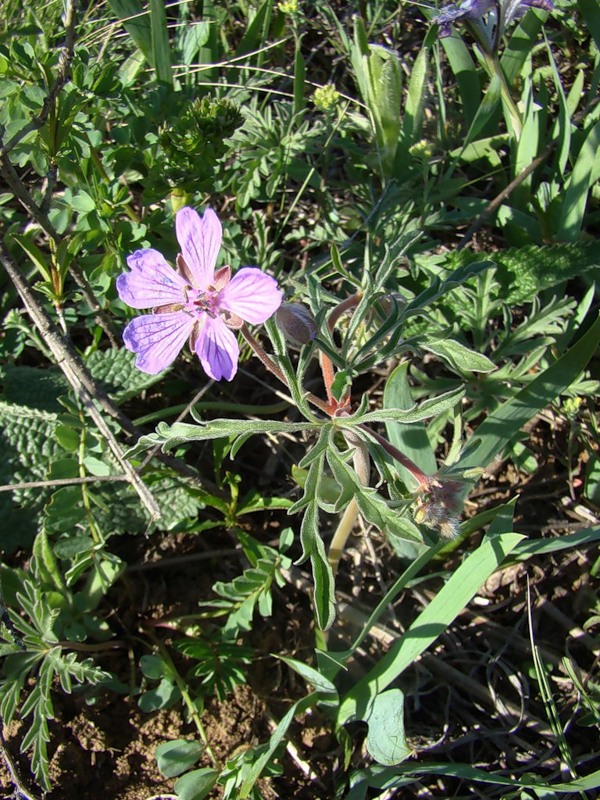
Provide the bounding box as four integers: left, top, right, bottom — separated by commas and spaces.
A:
175, 207, 222, 290
117, 249, 188, 309
219, 268, 282, 325
122, 311, 195, 374
195, 317, 239, 381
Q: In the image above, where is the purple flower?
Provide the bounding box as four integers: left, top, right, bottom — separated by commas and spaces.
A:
433, 0, 553, 38
117, 207, 283, 380
434, 0, 495, 37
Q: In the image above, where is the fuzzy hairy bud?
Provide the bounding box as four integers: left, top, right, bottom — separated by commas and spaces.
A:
276, 303, 317, 346
413, 478, 464, 539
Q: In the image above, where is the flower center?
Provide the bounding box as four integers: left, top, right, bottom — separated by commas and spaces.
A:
185, 286, 221, 319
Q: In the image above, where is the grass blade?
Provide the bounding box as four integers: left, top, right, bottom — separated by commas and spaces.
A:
337, 531, 524, 724
149, 0, 172, 86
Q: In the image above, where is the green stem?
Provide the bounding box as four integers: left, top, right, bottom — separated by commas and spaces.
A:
146, 630, 220, 768
78, 410, 103, 546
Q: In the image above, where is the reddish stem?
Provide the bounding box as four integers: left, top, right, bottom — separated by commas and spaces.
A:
241, 325, 332, 416
319, 292, 363, 409
359, 425, 432, 488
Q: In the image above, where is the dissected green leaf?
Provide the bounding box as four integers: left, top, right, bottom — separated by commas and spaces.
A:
422, 336, 495, 374
326, 448, 422, 545
457, 315, 600, 474
129, 418, 318, 457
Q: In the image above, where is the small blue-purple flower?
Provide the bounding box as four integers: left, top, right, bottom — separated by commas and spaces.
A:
433, 0, 553, 38
117, 208, 283, 381
434, 0, 495, 37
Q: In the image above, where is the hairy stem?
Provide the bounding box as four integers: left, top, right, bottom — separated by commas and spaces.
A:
241, 324, 332, 416
328, 430, 371, 574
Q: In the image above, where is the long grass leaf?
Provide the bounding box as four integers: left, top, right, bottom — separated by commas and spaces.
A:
107, 0, 153, 66
556, 119, 600, 240
149, 0, 172, 86
337, 531, 524, 723
502, 10, 546, 85
440, 37, 481, 128
578, 0, 600, 52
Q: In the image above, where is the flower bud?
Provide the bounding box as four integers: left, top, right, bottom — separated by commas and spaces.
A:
276, 303, 317, 347
413, 477, 463, 539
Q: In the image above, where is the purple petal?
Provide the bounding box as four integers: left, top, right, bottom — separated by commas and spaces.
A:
117, 249, 188, 309
219, 268, 283, 325
521, 0, 553, 9
195, 317, 239, 381
175, 207, 222, 290
122, 311, 195, 374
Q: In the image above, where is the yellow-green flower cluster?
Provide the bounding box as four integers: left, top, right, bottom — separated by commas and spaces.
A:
313, 83, 340, 112
278, 0, 299, 14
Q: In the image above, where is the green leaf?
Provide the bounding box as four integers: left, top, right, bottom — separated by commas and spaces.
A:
277, 655, 338, 700
235, 0, 273, 57
149, 0, 172, 86
445, 242, 600, 306
460, 75, 502, 148
457, 315, 600, 474
130, 418, 318, 457
0, 401, 62, 551
108, 0, 153, 66
422, 336, 496, 374
365, 689, 411, 765
350, 16, 402, 175
294, 47, 305, 116
32, 532, 65, 593
239, 693, 315, 798
140, 654, 167, 680
556, 119, 600, 241
383, 363, 437, 489
3, 366, 66, 412
155, 739, 203, 778
352, 385, 465, 425
291, 465, 343, 505
578, 0, 600, 52
174, 768, 219, 800
67, 189, 96, 214
395, 43, 429, 174
502, 8, 549, 86
348, 764, 600, 797
301, 498, 336, 631
326, 448, 422, 545
11, 233, 53, 282
440, 37, 481, 128
87, 348, 163, 403
138, 677, 180, 712
511, 526, 600, 560
338, 532, 524, 724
